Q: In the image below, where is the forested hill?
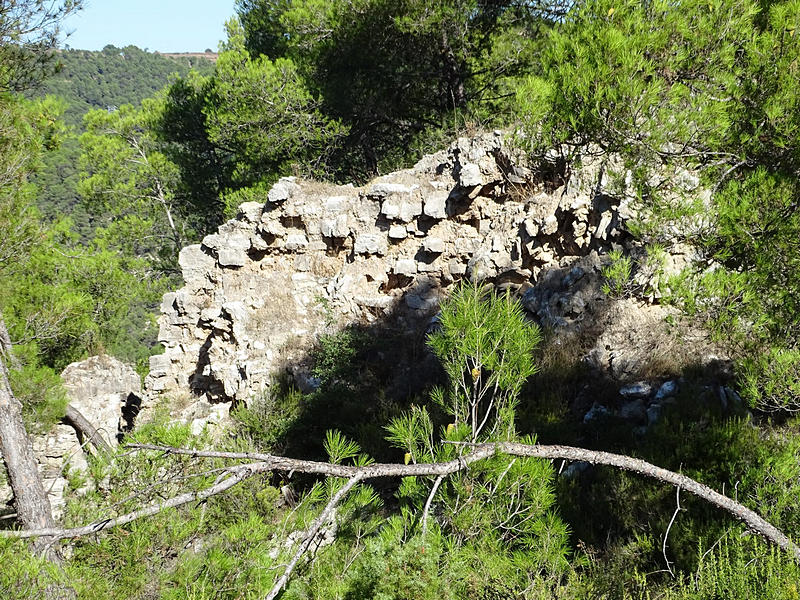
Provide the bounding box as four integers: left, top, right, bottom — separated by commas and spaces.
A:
32, 45, 214, 240
40, 45, 215, 127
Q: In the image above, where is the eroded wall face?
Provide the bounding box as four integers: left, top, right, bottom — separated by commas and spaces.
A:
145, 133, 657, 408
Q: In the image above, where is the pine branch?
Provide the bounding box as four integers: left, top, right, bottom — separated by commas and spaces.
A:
265, 475, 363, 600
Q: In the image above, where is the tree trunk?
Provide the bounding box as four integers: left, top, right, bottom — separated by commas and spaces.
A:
0, 314, 57, 557
440, 29, 467, 109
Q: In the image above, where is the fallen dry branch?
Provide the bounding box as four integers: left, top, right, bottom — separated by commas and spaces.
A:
266, 475, 363, 600
0, 461, 273, 539
1, 441, 798, 565
63, 404, 113, 455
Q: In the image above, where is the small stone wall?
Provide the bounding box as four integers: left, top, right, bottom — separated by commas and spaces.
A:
145, 132, 639, 406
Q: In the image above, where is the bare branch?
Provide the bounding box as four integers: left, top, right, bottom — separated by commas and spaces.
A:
663, 486, 682, 578
421, 475, 444, 535
1, 461, 271, 540
265, 475, 363, 600
63, 404, 112, 455
2, 441, 798, 565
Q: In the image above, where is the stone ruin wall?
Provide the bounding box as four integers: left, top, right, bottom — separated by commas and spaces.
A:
1, 355, 142, 520
0, 134, 722, 520
145, 132, 699, 412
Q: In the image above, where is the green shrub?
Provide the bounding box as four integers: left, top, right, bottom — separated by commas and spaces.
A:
311, 328, 368, 386
426, 283, 542, 441
738, 347, 800, 412
383, 283, 570, 593
683, 536, 800, 600
232, 373, 303, 451
601, 249, 634, 298
7, 363, 67, 433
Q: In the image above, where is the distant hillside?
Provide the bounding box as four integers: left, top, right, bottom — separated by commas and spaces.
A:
33, 45, 215, 236
42, 45, 215, 127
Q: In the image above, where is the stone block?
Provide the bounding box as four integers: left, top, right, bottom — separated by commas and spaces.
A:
423, 190, 448, 219
405, 293, 438, 311
454, 236, 480, 255
388, 224, 407, 239
285, 233, 309, 252
448, 259, 467, 276
381, 197, 422, 222
523, 218, 539, 237
216, 233, 252, 267
325, 195, 348, 211
217, 248, 248, 267
459, 162, 482, 187
200, 233, 223, 251
394, 258, 418, 276
542, 214, 559, 235
368, 182, 413, 197
354, 233, 388, 255
321, 215, 350, 238
236, 201, 264, 223
268, 177, 300, 203
655, 380, 678, 401
160, 292, 177, 315
620, 382, 653, 399
423, 237, 445, 253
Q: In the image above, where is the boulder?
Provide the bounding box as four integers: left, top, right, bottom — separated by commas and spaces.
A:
2, 355, 142, 521
620, 382, 653, 400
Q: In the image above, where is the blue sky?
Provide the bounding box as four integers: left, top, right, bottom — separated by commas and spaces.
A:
61, 1, 236, 52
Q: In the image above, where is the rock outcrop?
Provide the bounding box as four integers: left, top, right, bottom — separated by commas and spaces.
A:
1, 355, 142, 520
145, 132, 708, 412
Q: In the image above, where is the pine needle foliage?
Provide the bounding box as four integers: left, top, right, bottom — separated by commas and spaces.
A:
384, 283, 570, 595
426, 283, 542, 441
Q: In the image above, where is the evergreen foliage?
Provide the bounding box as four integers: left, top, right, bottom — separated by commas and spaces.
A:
385, 284, 570, 593
0, 0, 82, 93
234, 0, 550, 179
426, 283, 542, 441
510, 0, 800, 413
32, 45, 215, 240
79, 101, 189, 275
0, 46, 169, 429
4, 0, 800, 596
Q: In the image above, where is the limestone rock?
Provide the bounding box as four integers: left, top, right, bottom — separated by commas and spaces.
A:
268, 177, 301, 203
179, 245, 216, 289
423, 191, 448, 219
655, 380, 678, 401
143, 132, 709, 417
584, 402, 611, 424
388, 224, 408, 240
423, 237, 445, 254
237, 201, 264, 224
394, 258, 418, 277
542, 215, 559, 236
1, 355, 142, 521
285, 233, 309, 252
459, 162, 483, 187
381, 195, 422, 223
368, 182, 413, 197
620, 382, 653, 400
354, 233, 388, 256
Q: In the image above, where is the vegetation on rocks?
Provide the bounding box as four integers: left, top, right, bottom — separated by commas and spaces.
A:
2, 0, 800, 598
